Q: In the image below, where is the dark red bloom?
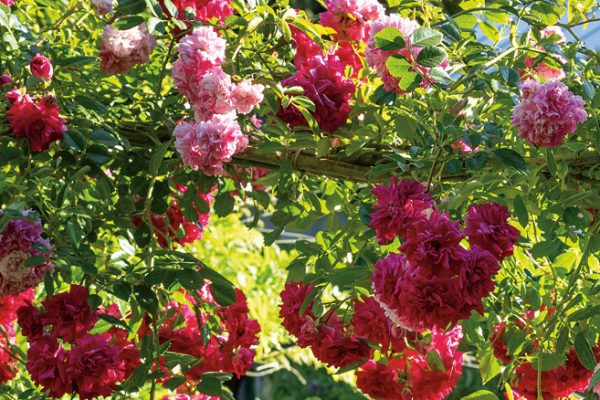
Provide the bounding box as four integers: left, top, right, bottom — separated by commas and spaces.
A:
278, 55, 355, 133
41, 285, 98, 342
459, 246, 500, 315
29, 54, 53, 79
352, 296, 392, 349
279, 281, 316, 338
311, 322, 373, 368
400, 210, 466, 274
490, 322, 511, 364
26, 335, 71, 398
369, 178, 434, 244
17, 303, 44, 340
465, 202, 520, 261
5, 90, 66, 152
356, 359, 406, 399
67, 334, 123, 399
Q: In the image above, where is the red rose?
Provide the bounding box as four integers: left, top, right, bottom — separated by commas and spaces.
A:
30, 54, 53, 79
41, 285, 98, 342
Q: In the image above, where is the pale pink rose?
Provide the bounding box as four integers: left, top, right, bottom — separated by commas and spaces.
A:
191, 68, 234, 121
232, 79, 264, 114
173, 113, 248, 176
320, 0, 386, 42
99, 24, 156, 74
177, 27, 226, 72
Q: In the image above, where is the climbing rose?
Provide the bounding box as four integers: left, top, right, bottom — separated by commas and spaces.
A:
278, 55, 355, 133
290, 26, 322, 70
459, 247, 499, 315
514, 348, 592, 400
319, 0, 386, 42
41, 285, 98, 342
177, 27, 226, 71
512, 79, 588, 147
464, 202, 520, 261
91, 0, 114, 15
1, 0, 14, 6
356, 359, 407, 399
191, 68, 235, 120
232, 79, 265, 114
0, 288, 34, 330
406, 327, 464, 400
279, 281, 315, 338
29, 54, 53, 79
5, 90, 66, 153
369, 177, 433, 244
366, 14, 448, 93
173, 113, 248, 176
357, 327, 463, 399
352, 296, 392, 349
0, 212, 53, 296
400, 210, 466, 273
490, 322, 511, 364
16, 302, 43, 340
26, 335, 71, 398
160, 0, 233, 25
371, 252, 468, 330
310, 323, 373, 368
67, 334, 124, 399
99, 24, 156, 74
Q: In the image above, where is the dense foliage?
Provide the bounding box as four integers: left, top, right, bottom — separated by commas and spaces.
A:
0, 0, 599, 399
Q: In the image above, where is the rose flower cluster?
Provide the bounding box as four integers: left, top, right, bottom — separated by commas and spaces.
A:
512, 79, 587, 147
366, 14, 449, 94
140, 285, 260, 391
99, 23, 156, 75
491, 308, 600, 399
159, 0, 233, 29
522, 26, 567, 81
171, 27, 264, 176
133, 184, 214, 248
0, 211, 54, 297
3, 53, 66, 153
279, 283, 464, 399
369, 178, 519, 331
17, 285, 140, 399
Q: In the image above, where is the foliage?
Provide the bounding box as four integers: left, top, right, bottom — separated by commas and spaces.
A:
0, 0, 599, 399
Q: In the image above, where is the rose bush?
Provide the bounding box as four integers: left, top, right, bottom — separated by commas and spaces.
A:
0, 0, 599, 399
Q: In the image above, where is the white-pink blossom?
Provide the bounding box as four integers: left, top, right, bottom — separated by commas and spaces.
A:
173, 113, 248, 176
99, 24, 156, 74
232, 79, 265, 114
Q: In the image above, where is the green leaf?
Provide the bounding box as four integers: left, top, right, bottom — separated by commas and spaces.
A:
461, 390, 499, 400
399, 71, 422, 91
385, 54, 411, 78
532, 351, 566, 371
531, 239, 564, 260
426, 349, 446, 372
568, 305, 600, 322
214, 193, 234, 217
416, 46, 447, 68
428, 66, 452, 84
98, 314, 130, 331
589, 367, 600, 391
149, 141, 171, 175
24, 255, 46, 267
411, 27, 443, 47
513, 195, 529, 227
178, 268, 204, 291
113, 15, 146, 30
74, 95, 109, 114
480, 20, 499, 43
133, 285, 158, 313
163, 376, 187, 391
374, 27, 406, 51
494, 148, 527, 171
478, 346, 501, 384
574, 333, 596, 371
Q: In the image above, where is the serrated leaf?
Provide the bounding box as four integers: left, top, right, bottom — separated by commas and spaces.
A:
416, 46, 447, 68
385, 54, 411, 78
411, 27, 443, 47
494, 148, 527, 171
375, 27, 406, 51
